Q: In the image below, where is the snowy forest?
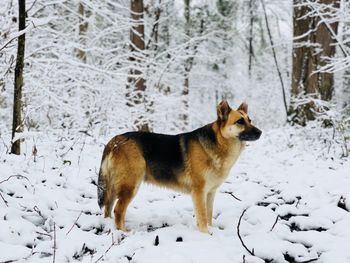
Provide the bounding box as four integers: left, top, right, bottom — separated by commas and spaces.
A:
0, 0, 350, 262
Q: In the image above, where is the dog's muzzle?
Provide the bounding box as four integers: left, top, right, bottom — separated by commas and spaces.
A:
238, 126, 262, 141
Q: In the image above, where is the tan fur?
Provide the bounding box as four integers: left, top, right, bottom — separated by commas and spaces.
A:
100, 102, 256, 233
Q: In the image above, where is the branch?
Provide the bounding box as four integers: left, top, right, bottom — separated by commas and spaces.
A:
94, 233, 126, 263
237, 208, 254, 256
0, 22, 35, 52
260, 0, 288, 119
0, 174, 33, 186
53, 223, 56, 263
223, 191, 242, 201
270, 215, 279, 231
0, 192, 8, 207
66, 211, 83, 235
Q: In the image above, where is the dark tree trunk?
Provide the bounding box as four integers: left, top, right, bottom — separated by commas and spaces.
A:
343, 19, 350, 108
248, 0, 254, 78
77, 2, 88, 63
289, 0, 340, 125
127, 0, 149, 132
11, 0, 26, 155
182, 0, 191, 130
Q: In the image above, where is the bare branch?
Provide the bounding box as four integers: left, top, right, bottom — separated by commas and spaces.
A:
53, 223, 56, 263
260, 0, 288, 119
0, 192, 8, 207
66, 211, 83, 236
223, 191, 242, 201
237, 208, 254, 256
270, 215, 279, 231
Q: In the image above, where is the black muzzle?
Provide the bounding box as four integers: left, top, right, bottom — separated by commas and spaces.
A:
238, 126, 262, 141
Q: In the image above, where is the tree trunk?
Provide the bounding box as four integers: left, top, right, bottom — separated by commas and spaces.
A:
289, 0, 340, 126
126, 0, 149, 132
77, 2, 88, 63
248, 0, 254, 78
11, 0, 26, 155
182, 0, 191, 130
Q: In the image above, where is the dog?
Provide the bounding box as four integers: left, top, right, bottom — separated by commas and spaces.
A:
97, 100, 261, 233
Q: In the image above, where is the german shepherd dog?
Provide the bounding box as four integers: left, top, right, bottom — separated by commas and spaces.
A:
97, 101, 261, 233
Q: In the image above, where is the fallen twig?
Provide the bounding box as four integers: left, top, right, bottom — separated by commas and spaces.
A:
224, 191, 242, 201
53, 223, 56, 263
0, 192, 8, 207
0, 174, 32, 185
36, 231, 52, 240
66, 211, 83, 235
237, 208, 254, 256
270, 215, 280, 231
33, 205, 46, 220
94, 233, 126, 263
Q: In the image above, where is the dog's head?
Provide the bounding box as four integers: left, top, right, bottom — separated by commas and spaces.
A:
216, 100, 262, 141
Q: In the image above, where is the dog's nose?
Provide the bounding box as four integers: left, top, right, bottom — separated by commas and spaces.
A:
253, 127, 262, 139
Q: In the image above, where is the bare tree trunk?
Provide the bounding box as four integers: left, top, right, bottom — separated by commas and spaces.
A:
343, 8, 350, 108
182, 0, 191, 130
127, 0, 149, 132
11, 0, 26, 155
77, 2, 88, 63
248, 0, 254, 78
289, 0, 340, 126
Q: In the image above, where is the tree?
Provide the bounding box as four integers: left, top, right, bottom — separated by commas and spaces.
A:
77, 2, 88, 63
182, 0, 191, 129
289, 0, 340, 126
126, 0, 149, 132
11, 0, 26, 155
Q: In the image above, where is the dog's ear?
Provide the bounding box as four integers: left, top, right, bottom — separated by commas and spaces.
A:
238, 102, 248, 113
217, 100, 232, 122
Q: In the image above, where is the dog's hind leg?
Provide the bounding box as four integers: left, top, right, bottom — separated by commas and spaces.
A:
113, 155, 145, 231
103, 192, 117, 218
114, 184, 139, 231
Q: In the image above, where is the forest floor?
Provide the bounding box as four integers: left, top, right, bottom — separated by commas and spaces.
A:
0, 127, 349, 263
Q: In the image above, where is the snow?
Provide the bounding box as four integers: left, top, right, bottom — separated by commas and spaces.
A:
0, 128, 349, 263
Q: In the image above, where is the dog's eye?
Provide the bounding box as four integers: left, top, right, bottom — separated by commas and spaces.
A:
236, 118, 245, 125
248, 118, 251, 123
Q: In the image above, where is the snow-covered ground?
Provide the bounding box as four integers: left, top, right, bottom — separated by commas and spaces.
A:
0, 128, 349, 263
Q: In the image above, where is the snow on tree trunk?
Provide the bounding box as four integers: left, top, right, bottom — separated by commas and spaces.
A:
126, 0, 150, 132
181, 0, 191, 130
77, 2, 88, 63
289, 0, 340, 126
11, 0, 26, 155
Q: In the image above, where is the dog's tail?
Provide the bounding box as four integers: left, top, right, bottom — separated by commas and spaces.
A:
97, 167, 105, 209
97, 149, 109, 209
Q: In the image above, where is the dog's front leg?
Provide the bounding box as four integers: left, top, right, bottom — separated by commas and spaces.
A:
192, 188, 208, 233
206, 189, 217, 226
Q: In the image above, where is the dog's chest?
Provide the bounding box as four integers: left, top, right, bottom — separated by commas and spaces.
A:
207, 142, 245, 182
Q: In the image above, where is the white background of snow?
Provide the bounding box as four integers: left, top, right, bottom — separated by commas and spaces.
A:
0, 128, 350, 263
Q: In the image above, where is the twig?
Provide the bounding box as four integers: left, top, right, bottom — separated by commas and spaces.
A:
270, 215, 280, 231
260, 0, 288, 119
78, 130, 92, 137
53, 223, 56, 263
60, 136, 81, 158
66, 211, 83, 235
0, 174, 31, 185
94, 233, 126, 263
33, 205, 46, 220
224, 191, 242, 201
237, 208, 254, 256
36, 231, 52, 240
299, 258, 319, 263
26, 0, 38, 14
0, 192, 8, 207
